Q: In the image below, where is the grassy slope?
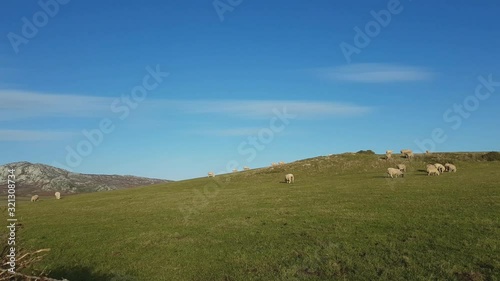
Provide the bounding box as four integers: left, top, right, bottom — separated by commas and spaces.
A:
8, 153, 500, 280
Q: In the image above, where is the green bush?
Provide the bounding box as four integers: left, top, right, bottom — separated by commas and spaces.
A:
482, 151, 500, 161
356, 150, 375, 155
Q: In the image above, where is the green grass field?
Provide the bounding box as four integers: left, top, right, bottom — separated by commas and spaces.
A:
5, 153, 500, 280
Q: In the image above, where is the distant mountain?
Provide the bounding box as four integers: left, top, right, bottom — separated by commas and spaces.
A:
0, 162, 171, 195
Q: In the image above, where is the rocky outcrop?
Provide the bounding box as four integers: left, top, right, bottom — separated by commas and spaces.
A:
0, 162, 170, 195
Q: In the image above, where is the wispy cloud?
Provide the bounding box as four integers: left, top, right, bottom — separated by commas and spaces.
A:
157, 100, 372, 119
0, 130, 76, 141
0, 90, 112, 121
0, 90, 373, 122
318, 63, 435, 83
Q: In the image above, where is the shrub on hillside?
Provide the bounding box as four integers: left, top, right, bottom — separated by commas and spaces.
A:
482, 152, 500, 161
356, 150, 375, 155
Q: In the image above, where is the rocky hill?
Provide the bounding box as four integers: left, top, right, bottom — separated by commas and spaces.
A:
0, 162, 171, 195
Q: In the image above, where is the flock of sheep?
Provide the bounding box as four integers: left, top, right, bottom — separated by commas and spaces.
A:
30, 151, 458, 202
387, 162, 457, 178
386, 149, 415, 160
425, 163, 457, 176
386, 149, 458, 178
231, 166, 251, 173
207, 150, 460, 183
30, 192, 61, 202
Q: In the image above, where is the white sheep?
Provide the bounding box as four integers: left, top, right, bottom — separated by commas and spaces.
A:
243, 166, 250, 171
449, 164, 457, 172
444, 163, 451, 171
271, 163, 278, 167
401, 149, 414, 158
400, 149, 411, 155
285, 173, 294, 183
232, 169, 238, 173
386, 150, 393, 155
445, 163, 457, 172
434, 163, 445, 173
279, 161, 285, 165
207, 172, 215, 177
387, 168, 404, 178
55, 192, 61, 200
386, 153, 392, 160
31, 195, 39, 202
426, 165, 440, 176
397, 164, 406, 172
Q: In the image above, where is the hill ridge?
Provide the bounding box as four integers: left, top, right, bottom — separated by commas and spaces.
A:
0, 161, 171, 195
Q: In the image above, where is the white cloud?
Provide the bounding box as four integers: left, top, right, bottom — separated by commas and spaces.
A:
0, 90, 373, 122
0, 130, 76, 141
0, 90, 112, 121
318, 63, 434, 83
156, 100, 372, 119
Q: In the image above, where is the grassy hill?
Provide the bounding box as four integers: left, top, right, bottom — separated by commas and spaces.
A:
6, 153, 500, 280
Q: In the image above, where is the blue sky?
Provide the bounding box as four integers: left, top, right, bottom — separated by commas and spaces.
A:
1, 0, 499, 180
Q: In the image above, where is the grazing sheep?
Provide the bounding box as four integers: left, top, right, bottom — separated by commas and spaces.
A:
403, 152, 415, 159
444, 163, 451, 171
400, 149, 411, 155
279, 161, 285, 165
397, 164, 406, 172
31, 195, 39, 202
55, 192, 61, 200
232, 169, 238, 173
386, 153, 392, 160
434, 163, 445, 173
387, 168, 404, 178
243, 166, 250, 171
426, 165, 440, 176
445, 163, 457, 172
208, 172, 215, 177
386, 150, 393, 155
449, 164, 457, 172
426, 150, 431, 154
271, 163, 278, 167
285, 173, 294, 183
400, 149, 414, 158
